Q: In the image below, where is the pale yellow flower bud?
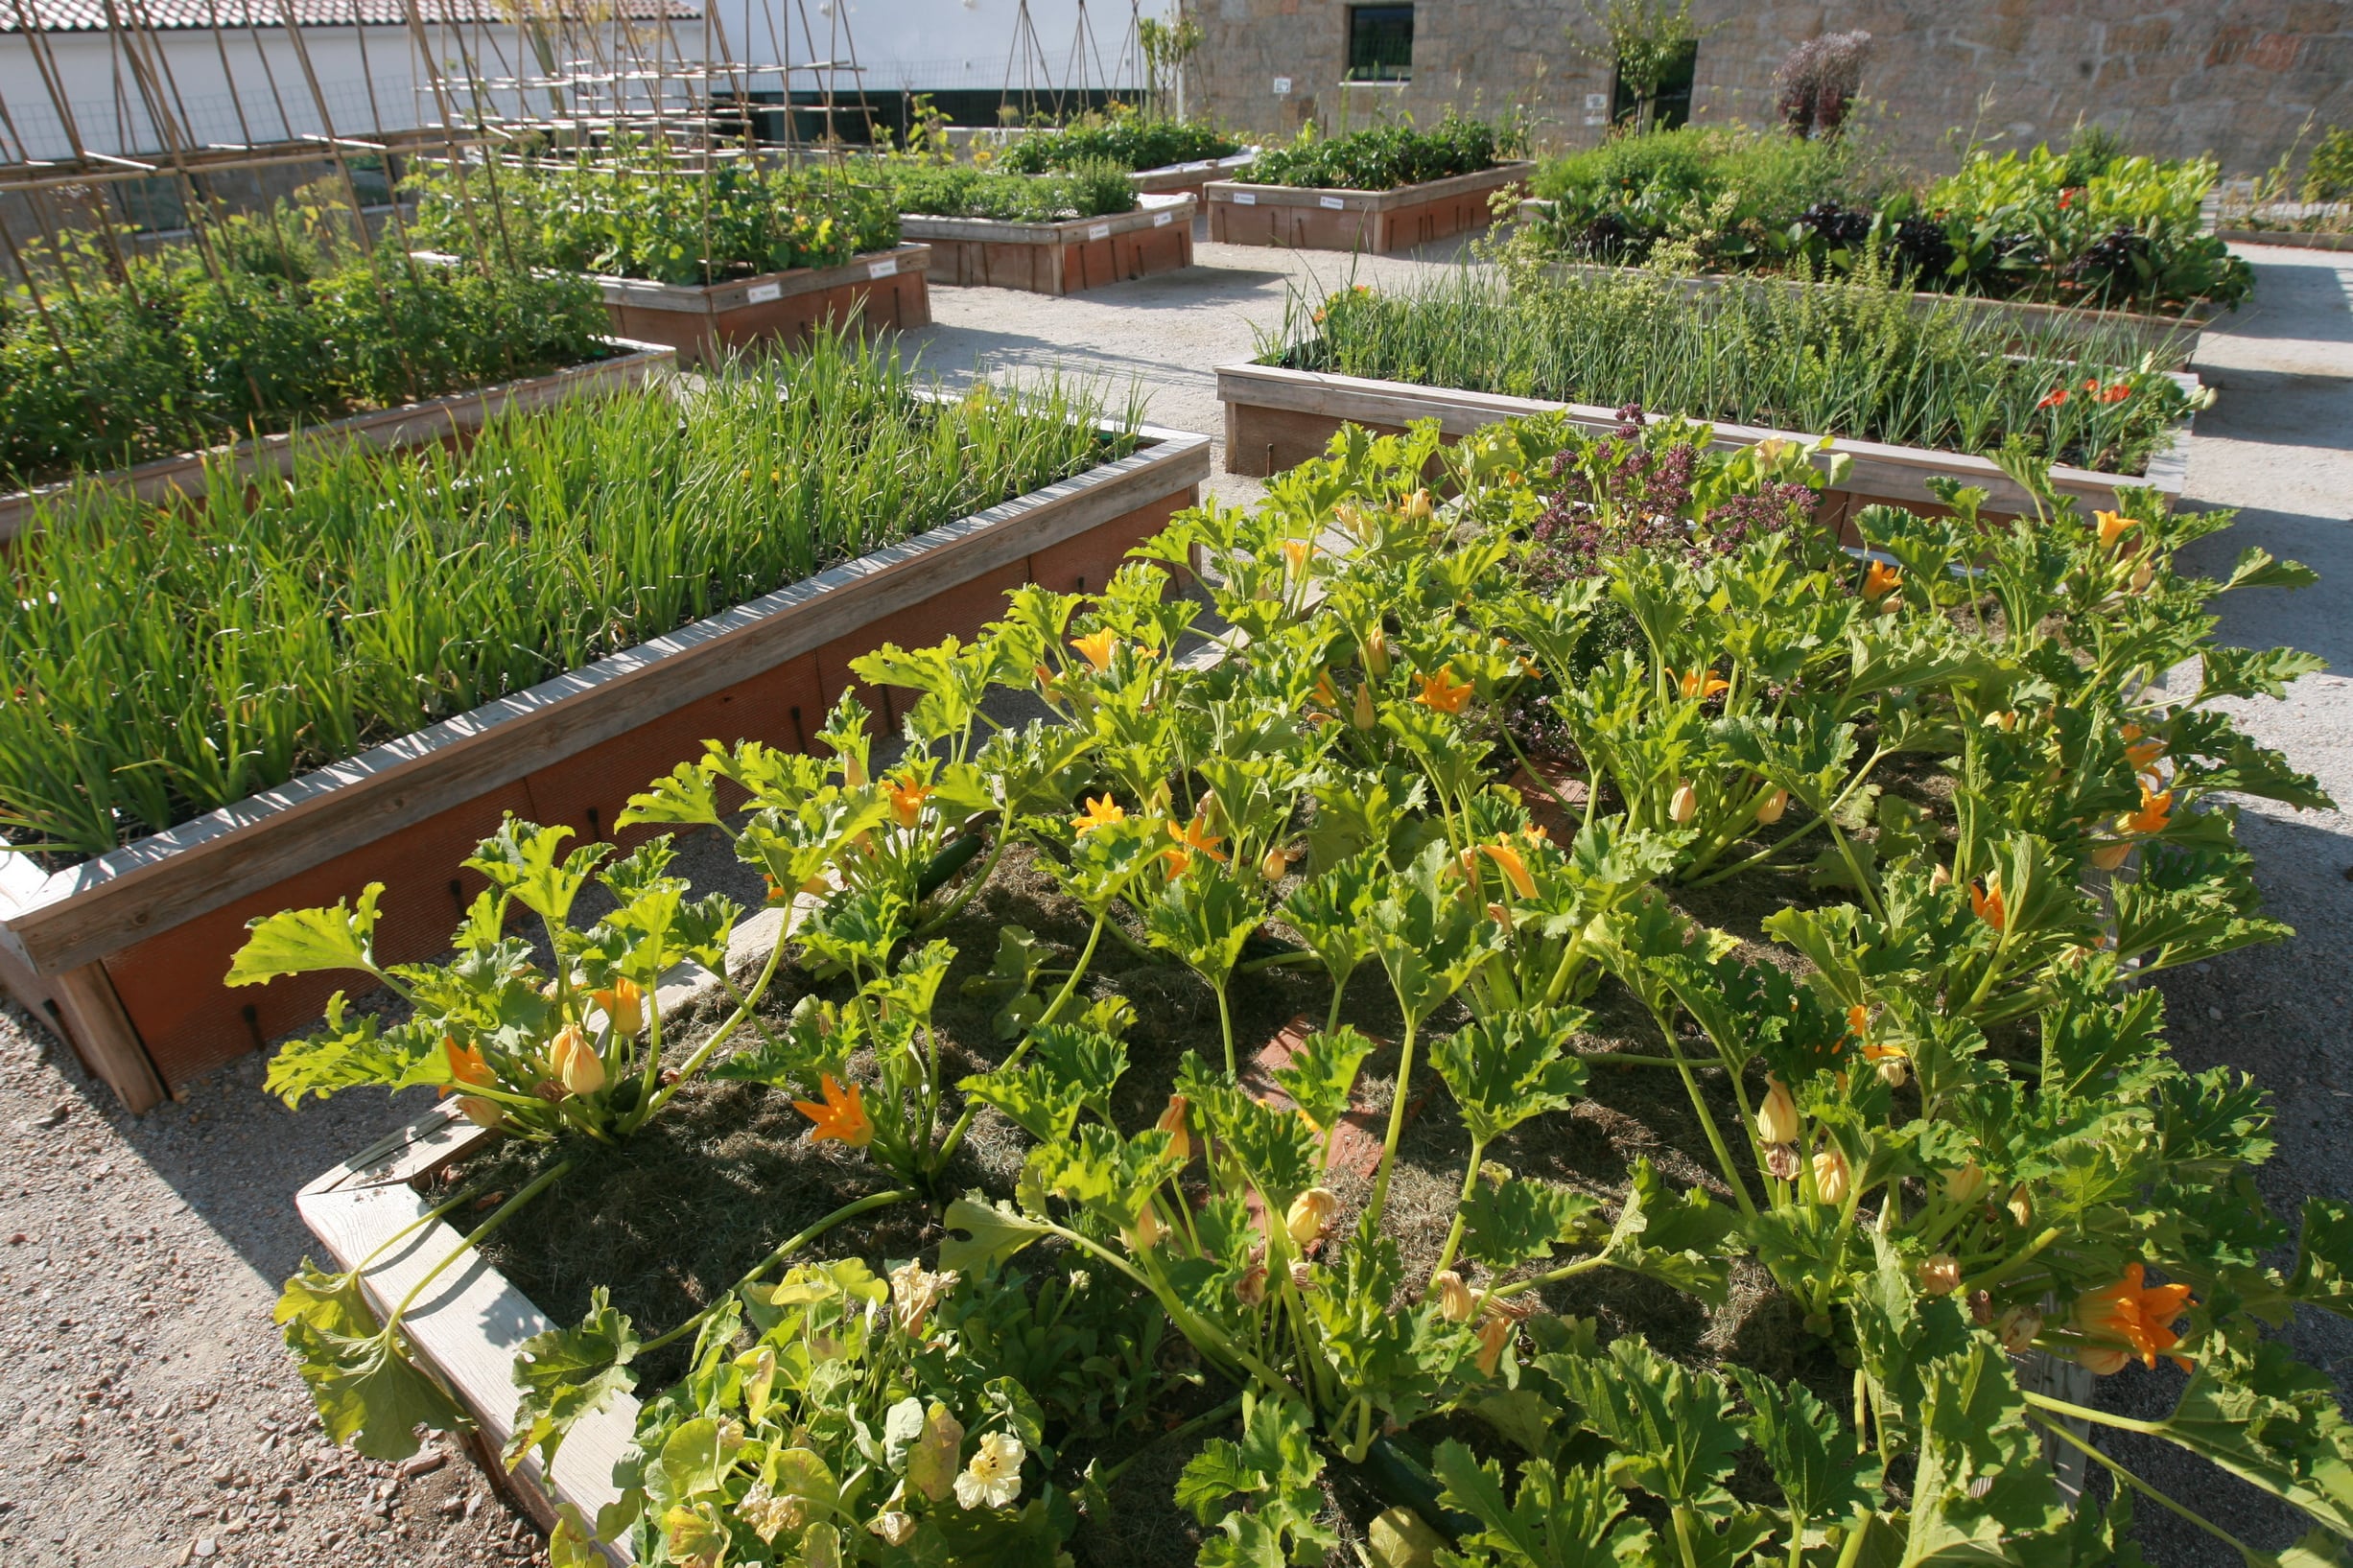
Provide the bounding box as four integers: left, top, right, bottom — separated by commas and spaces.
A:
1918, 1254, 1962, 1296
1942, 1162, 1988, 1205
1811, 1144, 1850, 1206
1755, 1076, 1800, 1146
1286, 1187, 1339, 1247
1432, 1270, 1474, 1323
1754, 787, 1788, 825
1668, 781, 1698, 825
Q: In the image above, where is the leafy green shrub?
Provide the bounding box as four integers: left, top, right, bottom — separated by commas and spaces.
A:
1272, 265, 2200, 473
0, 331, 1136, 855
1530, 125, 2252, 311
405, 136, 901, 286
1244, 110, 1525, 191
881, 157, 1138, 222
2303, 125, 2353, 201
999, 104, 1240, 174
1529, 124, 1865, 267
0, 206, 603, 487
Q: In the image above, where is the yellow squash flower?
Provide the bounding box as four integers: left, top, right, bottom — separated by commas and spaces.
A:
1414, 666, 1473, 714
1156, 1094, 1191, 1161
1432, 1270, 1475, 1323
1672, 667, 1730, 701
1755, 1076, 1800, 1145
2119, 785, 2173, 836
1969, 874, 2008, 932
1918, 1254, 1962, 1296
1353, 681, 1377, 731
1286, 1187, 1339, 1247
1863, 560, 1903, 601
1754, 786, 1788, 825
793, 1074, 874, 1148
1668, 781, 1698, 825
2073, 1263, 2194, 1373
2094, 509, 2136, 550
550, 1024, 605, 1096
1069, 629, 1118, 673
884, 775, 931, 830
590, 977, 645, 1038
1480, 841, 1538, 901
1811, 1144, 1851, 1206
1072, 794, 1126, 836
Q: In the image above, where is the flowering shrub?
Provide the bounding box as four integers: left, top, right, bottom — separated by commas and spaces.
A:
248, 407, 2353, 1562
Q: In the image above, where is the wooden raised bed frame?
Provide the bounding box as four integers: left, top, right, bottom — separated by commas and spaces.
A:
0, 339, 675, 545
900, 195, 1195, 296
1204, 161, 1533, 253
1128, 151, 1256, 199
590, 244, 933, 365
1216, 361, 2195, 523
0, 424, 1212, 1112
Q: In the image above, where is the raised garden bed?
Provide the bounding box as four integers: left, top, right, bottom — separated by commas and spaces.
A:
901, 195, 1196, 294
248, 404, 2342, 1568
0, 339, 672, 545
1215, 360, 2196, 521
1128, 151, 1256, 199
1516, 199, 2212, 367
0, 420, 1209, 1112
588, 245, 933, 364
2214, 227, 2353, 251
1205, 162, 1532, 253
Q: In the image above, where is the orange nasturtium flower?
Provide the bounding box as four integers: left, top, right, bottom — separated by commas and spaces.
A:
2100, 381, 2132, 404
1862, 561, 1903, 601
884, 775, 932, 830
1069, 629, 1118, 673
793, 1074, 874, 1148
2119, 785, 2174, 836
1164, 816, 1229, 877
1072, 795, 1126, 836
2037, 386, 2069, 410
1969, 873, 2008, 932
1480, 841, 1538, 901
2094, 509, 2137, 550
2073, 1263, 2195, 1373
1672, 667, 1731, 701
1414, 666, 1474, 714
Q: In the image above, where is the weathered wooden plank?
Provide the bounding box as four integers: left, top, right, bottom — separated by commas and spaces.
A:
1, 432, 1211, 977
0, 340, 676, 544
900, 193, 1194, 251
1215, 363, 2193, 513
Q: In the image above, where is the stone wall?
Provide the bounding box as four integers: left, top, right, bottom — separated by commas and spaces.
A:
1186, 0, 2353, 176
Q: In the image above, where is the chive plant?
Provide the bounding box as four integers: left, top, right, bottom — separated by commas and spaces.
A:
0, 330, 1138, 858
1269, 263, 2199, 473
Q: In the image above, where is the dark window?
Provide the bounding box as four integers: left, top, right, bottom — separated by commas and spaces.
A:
1347, 5, 1414, 82
110, 175, 189, 235
1612, 39, 1699, 130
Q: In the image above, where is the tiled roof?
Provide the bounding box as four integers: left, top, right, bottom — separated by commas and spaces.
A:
3, 0, 694, 31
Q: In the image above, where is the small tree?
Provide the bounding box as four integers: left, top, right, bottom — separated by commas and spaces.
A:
1570, 0, 1708, 134
1775, 30, 1874, 140
1138, 12, 1206, 123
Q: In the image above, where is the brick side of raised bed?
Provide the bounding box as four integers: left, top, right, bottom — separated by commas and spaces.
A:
595, 246, 932, 365
1205, 163, 1529, 253
89, 483, 1190, 1090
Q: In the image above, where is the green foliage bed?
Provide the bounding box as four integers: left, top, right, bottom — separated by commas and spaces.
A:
0, 202, 604, 487
1244, 112, 1526, 192
880, 160, 1140, 223
0, 333, 1135, 856
1528, 125, 2252, 313
999, 107, 1242, 175
239, 401, 2352, 1568
404, 137, 902, 286
1271, 266, 2201, 475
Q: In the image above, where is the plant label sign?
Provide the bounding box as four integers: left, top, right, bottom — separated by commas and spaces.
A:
745, 281, 783, 304
868, 256, 900, 279
1320, 195, 1346, 210
1154, 209, 1175, 226
1088, 222, 1113, 241
1272, 76, 1292, 96
1233, 192, 1258, 205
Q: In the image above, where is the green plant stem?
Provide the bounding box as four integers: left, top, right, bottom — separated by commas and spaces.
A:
2016, 1390, 2167, 1437
1324, 968, 1353, 1036
1096, 1393, 1245, 1489
388, 1160, 572, 1326
1364, 1014, 1419, 1229
911, 822, 1011, 938
1960, 1226, 2062, 1297
2030, 1414, 2259, 1556
631, 927, 794, 1131
1682, 811, 1830, 888
1490, 1251, 1612, 1299
1429, 1135, 1487, 1278
638, 1186, 916, 1357
1238, 948, 1320, 974
1648, 1006, 1757, 1221
938, 909, 1108, 1163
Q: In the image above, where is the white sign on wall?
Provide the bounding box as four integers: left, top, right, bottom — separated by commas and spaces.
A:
1584, 93, 1608, 110
1273, 76, 1293, 95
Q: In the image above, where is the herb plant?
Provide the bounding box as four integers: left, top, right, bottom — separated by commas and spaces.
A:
405, 136, 901, 286
1270, 267, 2202, 474
247, 404, 2349, 1565
1000, 105, 1241, 175
0, 332, 1135, 857
880, 159, 1139, 222
1245, 111, 1526, 192
0, 202, 604, 486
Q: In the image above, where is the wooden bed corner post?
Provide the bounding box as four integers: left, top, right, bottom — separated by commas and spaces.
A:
49, 963, 167, 1112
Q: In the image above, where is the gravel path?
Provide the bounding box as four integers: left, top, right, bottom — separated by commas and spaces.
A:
0, 232, 2343, 1566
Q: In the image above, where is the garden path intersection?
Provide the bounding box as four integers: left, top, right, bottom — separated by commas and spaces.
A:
0, 231, 2346, 1567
